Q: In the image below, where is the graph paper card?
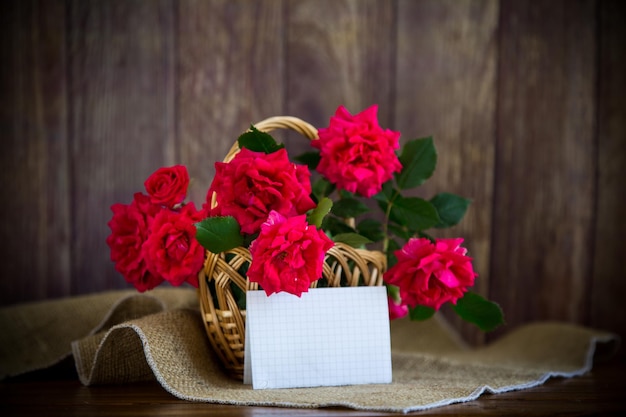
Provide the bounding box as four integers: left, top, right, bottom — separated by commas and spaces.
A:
244, 286, 392, 389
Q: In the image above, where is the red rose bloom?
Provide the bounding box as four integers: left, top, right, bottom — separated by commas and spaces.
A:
383, 238, 477, 311
206, 148, 316, 235
144, 165, 189, 209
142, 203, 205, 287
248, 211, 334, 297
313, 105, 402, 198
106, 193, 163, 292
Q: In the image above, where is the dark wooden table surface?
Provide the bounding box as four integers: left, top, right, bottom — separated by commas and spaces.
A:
1, 355, 624, 416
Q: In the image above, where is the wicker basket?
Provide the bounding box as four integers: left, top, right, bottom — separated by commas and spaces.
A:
198, 116, 387, 380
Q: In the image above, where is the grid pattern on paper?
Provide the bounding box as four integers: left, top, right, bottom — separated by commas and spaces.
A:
246, 286, 392, 389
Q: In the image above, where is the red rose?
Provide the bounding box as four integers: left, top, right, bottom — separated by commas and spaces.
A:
383, 238, 477, 311
142, 203, 205, 287
206, 148, 316, 235
106, 193, 163, 292
144, 165, 189, 209
313, 105, 402, 198
248, 211, 334, 297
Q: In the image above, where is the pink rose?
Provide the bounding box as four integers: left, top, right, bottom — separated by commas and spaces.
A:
107, 193, 163, 292
313, 105, 402, 197
144, 165, 189, 209
206, 148, 316, 235
248, 211, 334, 297
388, 296, 409, 320
383, 238, 476, 311
142, 203, 205, 287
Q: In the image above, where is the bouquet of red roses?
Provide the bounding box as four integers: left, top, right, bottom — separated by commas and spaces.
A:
107, 105, 503, 331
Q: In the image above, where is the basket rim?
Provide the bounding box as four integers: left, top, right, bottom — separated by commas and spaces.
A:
221, 115, 319, 164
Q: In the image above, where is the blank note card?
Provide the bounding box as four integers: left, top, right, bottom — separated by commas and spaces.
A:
244, 286, 392, 389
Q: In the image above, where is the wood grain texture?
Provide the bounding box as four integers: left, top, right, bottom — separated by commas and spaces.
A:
67, 0, 176, 295
395, 0, 499, 345
284, 0, 395, 156
0, 0, 70, 305
591, 0, 626, 341
491, 0, 597, 336
177, 0, 284, 204
0, 0, 623, 347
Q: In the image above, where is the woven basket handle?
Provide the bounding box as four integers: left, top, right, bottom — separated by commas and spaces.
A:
222, 116, 319, 163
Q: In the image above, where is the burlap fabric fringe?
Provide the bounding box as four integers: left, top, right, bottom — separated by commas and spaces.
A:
0, 289, 619, 413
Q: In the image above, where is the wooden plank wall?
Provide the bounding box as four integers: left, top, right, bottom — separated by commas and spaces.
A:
1, 0, 624, 347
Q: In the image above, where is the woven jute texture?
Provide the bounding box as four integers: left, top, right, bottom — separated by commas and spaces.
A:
0, 289, 619, 413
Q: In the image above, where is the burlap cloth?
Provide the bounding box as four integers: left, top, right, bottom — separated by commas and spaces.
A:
0, 289, 619, 413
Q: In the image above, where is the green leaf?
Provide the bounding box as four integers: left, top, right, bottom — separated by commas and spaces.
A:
389, 196, 440, 232
388, 223, 412, 240
338, 189, 355, 199
312, 177, 335, 201
374, 181, 398, 214
322, 216, 356, 236
356, 219, 384, 242
195, 216, 244, 254
307, 197, 333, 228
294, 151, 321, 170
409, 305, 436, 321
417, 230, 436, 244
237, 126, 284, 154
331, 198, 370, 218
386, 238, 401, 268
376, 198, 389, 215
452, 292, 505, 332
430, 192, 472, 228
373, 181, 395, 203
332, 233, 372, 248
395, 137, 437, 190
